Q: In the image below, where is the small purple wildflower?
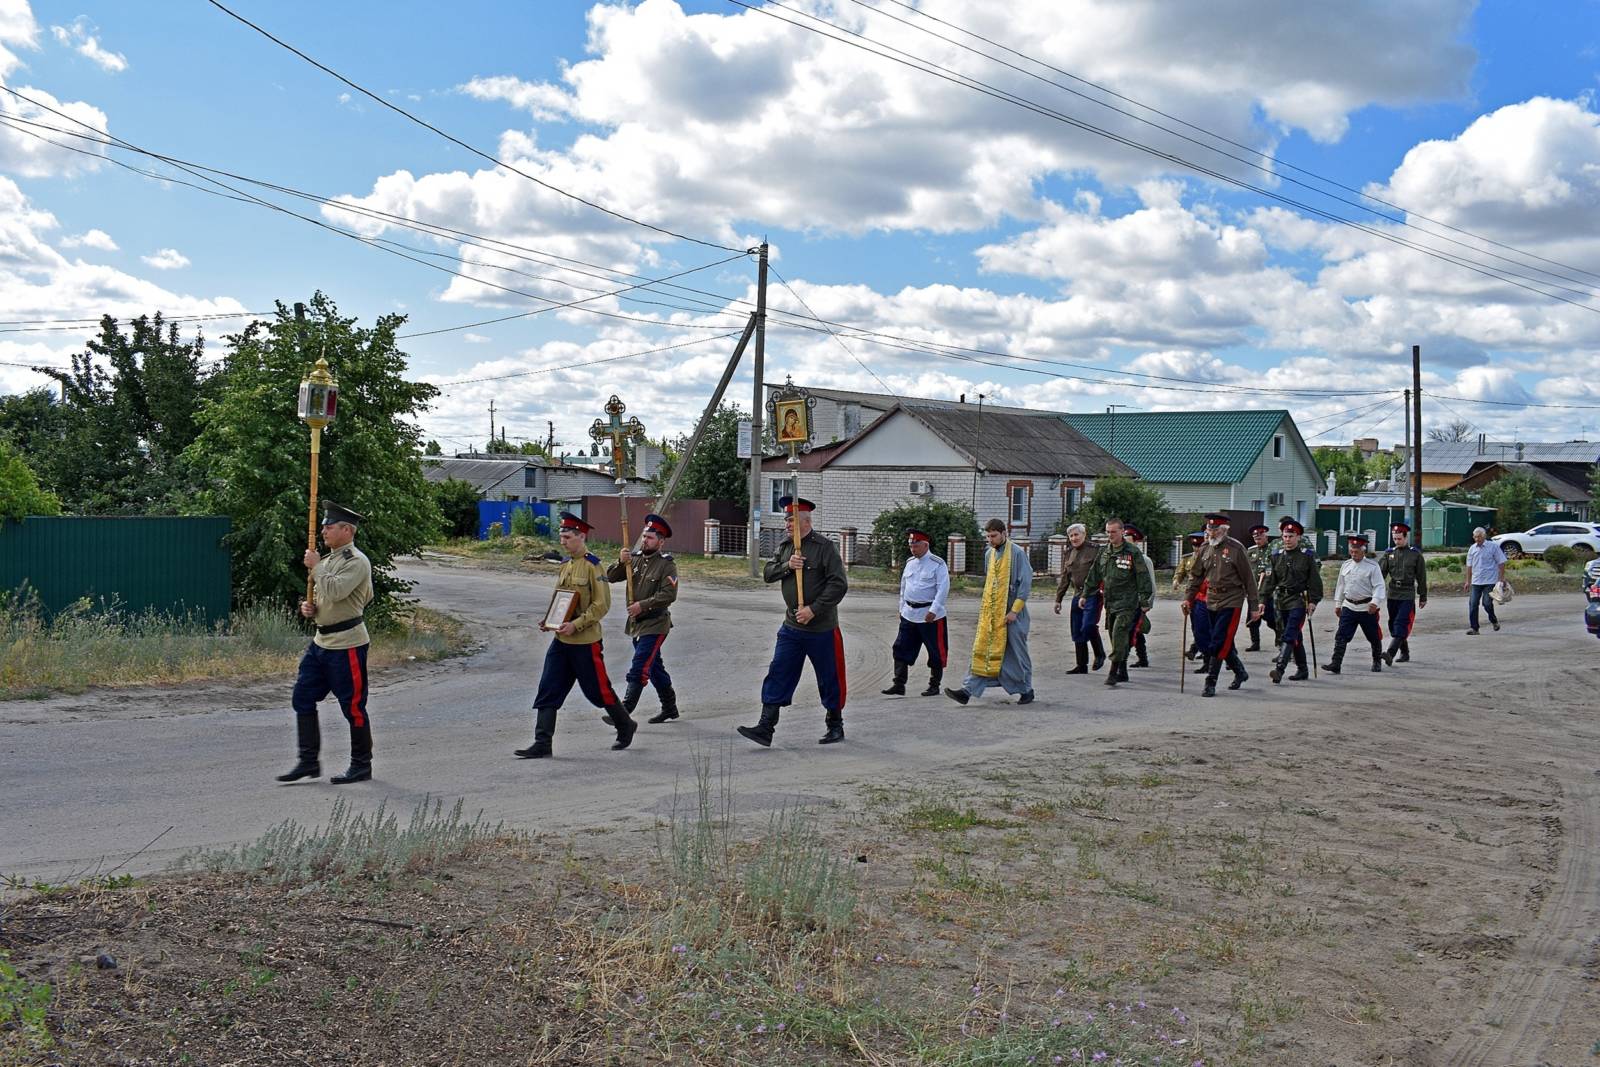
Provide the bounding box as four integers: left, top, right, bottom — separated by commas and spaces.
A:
775, 1023, 786, 1032
874, 954, 886, 963
671, 944, 687, 954
1093, 1053, 1108, 1062
755, 1023, 767, 1034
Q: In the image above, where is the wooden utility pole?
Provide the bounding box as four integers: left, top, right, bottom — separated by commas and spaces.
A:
1412, 345, 1423, 543
488, 399, 497, 450
747, 242, 768, 578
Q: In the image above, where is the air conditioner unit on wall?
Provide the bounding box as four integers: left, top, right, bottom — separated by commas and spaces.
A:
1268, 491, 1285, 507
910, 480, 933, 496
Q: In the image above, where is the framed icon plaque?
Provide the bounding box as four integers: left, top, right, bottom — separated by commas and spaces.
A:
541, 588, 578, 631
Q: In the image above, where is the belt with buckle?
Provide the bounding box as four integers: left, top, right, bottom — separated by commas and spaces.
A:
1344, 596, 1372, 605
316, 616, 364, 635
906, 600, 932, 609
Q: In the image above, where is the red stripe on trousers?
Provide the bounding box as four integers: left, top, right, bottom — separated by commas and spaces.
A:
832, 628, 848, 711
640, 634, 666, 682
346, 648, 366, 727
1217, 607, 1243, 659
1405, 610, 1416, 639
935, 618, 948, 667
591, 643, 618, 705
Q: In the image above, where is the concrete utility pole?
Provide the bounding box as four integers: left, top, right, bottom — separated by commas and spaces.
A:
1411, 346, 1423, 542
653, 314, 758, 520
747, 242, 768, 578
488, 399, 497, 450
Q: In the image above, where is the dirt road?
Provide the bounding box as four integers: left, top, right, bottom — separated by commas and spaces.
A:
3, 557, 1598, 1061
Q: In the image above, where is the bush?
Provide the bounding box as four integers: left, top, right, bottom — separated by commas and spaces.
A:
509, 505, 540, 537
430, 477, 481, 539
1542, 545, 1576, 573
1068, 476, 1178, 557
486, 521, 504, 539
869, 500, 981, 569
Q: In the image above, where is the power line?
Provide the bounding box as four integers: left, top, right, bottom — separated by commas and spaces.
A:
854, 0, 1600, 291
1307, 395, 1406, 441
725, 0, 1600, 315
203, 0, 743, 254
430, 333, 743, 390
1422, 390, 1600, 412
0, 310, 272, 328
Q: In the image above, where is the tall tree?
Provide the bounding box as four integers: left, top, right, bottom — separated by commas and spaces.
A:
1477, 470, 1545, 533
35, 314, 211, 513
1589, 464, 1600, 520
0, 388, 66, 457
0, 440, 60, 522
1071, 476, 1178, 558
1311, 446, 1389, 495
649, 402, 749, 508
1427, 419, 1473, 443
183, 293, 442, 613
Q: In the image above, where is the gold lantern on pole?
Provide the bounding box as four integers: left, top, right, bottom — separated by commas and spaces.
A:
297, 352, 339, 606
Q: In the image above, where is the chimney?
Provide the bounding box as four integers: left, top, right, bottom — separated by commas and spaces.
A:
1477, 432, 1485, 455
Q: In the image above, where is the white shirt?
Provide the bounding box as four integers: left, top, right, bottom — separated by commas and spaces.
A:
1467, 540, 1507, 585
899, 550, 950, 622
1333, 556, 1386, 611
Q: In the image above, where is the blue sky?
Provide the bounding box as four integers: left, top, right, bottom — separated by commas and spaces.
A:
4, 0, 1600, 452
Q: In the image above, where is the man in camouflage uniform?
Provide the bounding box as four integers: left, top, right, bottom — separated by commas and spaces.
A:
1243, 524, 1279, 652
1083, 517, 1153, 686
1123, 524, 1157, 668
606, 513, 681, 723
1256, 517, 1322, 684
1379, 521, 1428, 666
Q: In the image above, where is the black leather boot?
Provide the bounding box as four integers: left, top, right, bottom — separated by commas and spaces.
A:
277, 715, 321, 781
648, 686, 680, 724
1322, 640, 1346, 675
882, 661, 908, 695
607, 703, 637, 750
1088, 631, 1106, 672
1382, 638, 1401, 667
943, 686, 970, 705
605, 682, 645, 724
818, 710, 845, 745
1202, 656, 1222, 698
515, 706, 558, 758
1104, 658, 1123, 686
737, 704, 780, 746
1398, 640, 1410, 663
1245, 621, 1262, 652
922, 669, 942, 697
275, 757, 320, 782
1370, 647, 1383, 673
1289, 644, 1309, 681
330, 761, 371, 784
1132, 641, 1149, 668
1226, 651, 1249, 690
1067, 644, 1090, 674
1193, 654, 1211, 674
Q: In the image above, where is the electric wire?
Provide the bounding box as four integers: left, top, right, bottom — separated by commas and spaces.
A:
856, 0, 1600, 289
431, 333, 743, 389
1307, 395, 1407, 440
203, 0, 744, 253
725, 0, 1600, 314
1422, 390, 1600, 411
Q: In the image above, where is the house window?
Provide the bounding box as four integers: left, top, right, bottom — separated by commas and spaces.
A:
1272, 434, 1285, 460
1007, 480, 1033, 529
771, 477, 796, 514
1060, 480, 1084, 515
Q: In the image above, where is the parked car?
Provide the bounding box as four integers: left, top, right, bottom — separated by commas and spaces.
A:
1491, 522, 1600, 560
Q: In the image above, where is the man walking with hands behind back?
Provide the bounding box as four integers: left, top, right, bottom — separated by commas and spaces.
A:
1464, 526, 1506, 635
883, 529, 949, 697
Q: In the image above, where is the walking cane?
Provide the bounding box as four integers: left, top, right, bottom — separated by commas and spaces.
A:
1304, 593, 1318, 679
1179, 605, 1188, 694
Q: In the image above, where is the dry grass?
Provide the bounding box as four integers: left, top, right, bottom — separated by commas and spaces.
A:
0, 597, 470, 698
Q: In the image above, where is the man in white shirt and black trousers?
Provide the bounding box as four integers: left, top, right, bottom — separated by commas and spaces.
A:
1324, 533, 1387, 675
882, 528, 950, 697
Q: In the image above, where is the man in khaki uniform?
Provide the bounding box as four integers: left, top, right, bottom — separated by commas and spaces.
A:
278, 502, 376, 785
605, 513, 681, 723
1182, 513, 1260, 697
516, 512, 635, 759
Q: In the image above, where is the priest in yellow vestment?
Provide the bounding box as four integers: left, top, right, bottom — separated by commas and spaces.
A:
946, 518, 1034, 705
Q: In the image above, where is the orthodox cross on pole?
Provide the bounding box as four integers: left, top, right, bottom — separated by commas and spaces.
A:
590, 394, 647, 601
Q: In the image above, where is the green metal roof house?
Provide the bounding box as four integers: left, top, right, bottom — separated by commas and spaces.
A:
1059, 409, 1322, 526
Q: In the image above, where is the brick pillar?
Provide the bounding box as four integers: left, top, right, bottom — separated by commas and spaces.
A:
1047, 534, 1069, 575
840, 526, 858, 566
948, 533, 966, 574
703, 518, 720, 556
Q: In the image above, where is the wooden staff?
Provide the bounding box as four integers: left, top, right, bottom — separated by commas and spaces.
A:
1179, 604, 1188, 693
1304, 593, 1318, 679
619, 490, 634, 604
305, 422, 322, 607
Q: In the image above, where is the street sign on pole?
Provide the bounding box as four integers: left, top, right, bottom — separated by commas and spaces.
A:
736, 419, 753, 459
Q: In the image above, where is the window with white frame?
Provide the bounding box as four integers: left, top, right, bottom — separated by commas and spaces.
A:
770, 477, 796, 514
1008, 482, 1032, 527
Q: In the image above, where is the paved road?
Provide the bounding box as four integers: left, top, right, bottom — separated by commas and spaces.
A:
2, 558, 1594, 882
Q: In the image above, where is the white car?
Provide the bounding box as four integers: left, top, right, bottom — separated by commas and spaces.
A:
1492, 522, 1600, 560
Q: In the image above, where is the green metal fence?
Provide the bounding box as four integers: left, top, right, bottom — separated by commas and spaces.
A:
0, 516, 231, 622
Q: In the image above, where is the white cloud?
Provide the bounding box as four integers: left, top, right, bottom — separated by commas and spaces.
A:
0, 82, 110, 178
49, 17, 126, 73
60, 227, 116, 251
462, 332, 491, 344
459, 75, 573, 121
0, 0, 38, 80
140, 248, 190, 270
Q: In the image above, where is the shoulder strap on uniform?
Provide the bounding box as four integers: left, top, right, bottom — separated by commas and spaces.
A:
585, 552, 601, 565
